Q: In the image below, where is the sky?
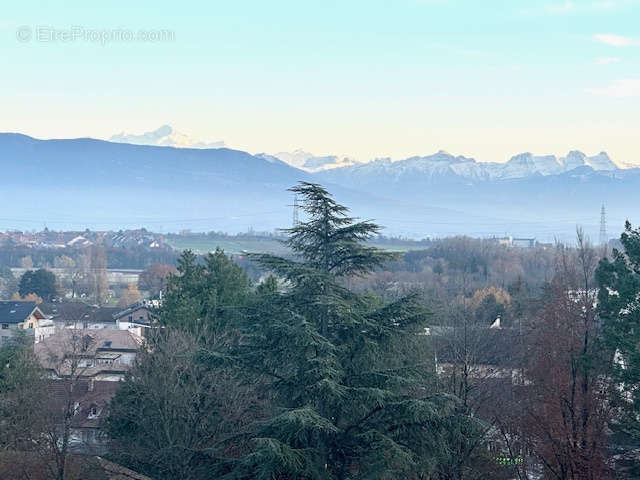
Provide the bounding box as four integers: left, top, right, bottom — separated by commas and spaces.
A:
1, 0, 639, 164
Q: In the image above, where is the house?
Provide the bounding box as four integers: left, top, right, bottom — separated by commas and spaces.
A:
39, 301, 159, 337
494, 236, 536, 248
496, 236, 513, 247
113, 301, 155, 336
0, 301, 55, 344
66, 235, 92, 247
430, 326, 526, 384
39, 302, 121, 330
32, 328, 145, 458
35, 329, 143, 381
46, 379, 121, 455
512, 237, 536, 249
429, 325, 533, 464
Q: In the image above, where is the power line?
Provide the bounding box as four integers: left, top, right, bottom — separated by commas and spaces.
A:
599, 204, 608, 246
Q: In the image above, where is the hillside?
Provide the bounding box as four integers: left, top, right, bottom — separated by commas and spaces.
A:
0, 133, 308, 233
2, 133, 638, 241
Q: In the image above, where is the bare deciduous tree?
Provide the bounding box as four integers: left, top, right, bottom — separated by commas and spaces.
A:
106, 329, 267, 480
523, 230, 611, 479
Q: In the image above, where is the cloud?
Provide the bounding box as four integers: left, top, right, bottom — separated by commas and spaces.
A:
594, 33, 637, 46
546, 1, 575, 13
587, 78, 640, 97
596, 56, 621, 64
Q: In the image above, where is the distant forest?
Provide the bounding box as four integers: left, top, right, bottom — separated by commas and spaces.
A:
0, 231, 558, 306
0, 245, 178, 270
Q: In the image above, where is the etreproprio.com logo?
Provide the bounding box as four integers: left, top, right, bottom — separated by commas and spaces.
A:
16, 25, 175, 44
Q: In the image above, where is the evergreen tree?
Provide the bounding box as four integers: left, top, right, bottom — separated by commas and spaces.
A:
0, 332, 47, 453
18, 268, 58, 301
596, 221, 640, 463
159, 248, 251, 345
108, 251, 261, 480
230, 182, 454, 479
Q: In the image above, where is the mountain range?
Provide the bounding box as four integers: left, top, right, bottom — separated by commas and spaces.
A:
106, 125, 627, 176
1, 131, 639, 242
258, 150, 357, 173
316, 150, 619, 184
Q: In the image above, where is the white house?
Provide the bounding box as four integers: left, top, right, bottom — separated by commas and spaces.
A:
0, 301, 54, 344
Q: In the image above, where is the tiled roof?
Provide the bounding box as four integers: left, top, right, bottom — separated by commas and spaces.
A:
95, 457, 152, 480
0, 301, 39, 324
112, 303, 153, 320
39, 302, 121, 324
0, 453, 151, 480
35, 329, 143, 377
45, 379, 121, 428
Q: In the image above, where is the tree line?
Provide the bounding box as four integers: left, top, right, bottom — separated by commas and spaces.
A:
1, 255, 178, 306
0, 244, 177, 272
3, 183, 640, 478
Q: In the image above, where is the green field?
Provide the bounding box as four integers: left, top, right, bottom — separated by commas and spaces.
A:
166, 237, 289, 255
167, 236, 427, 255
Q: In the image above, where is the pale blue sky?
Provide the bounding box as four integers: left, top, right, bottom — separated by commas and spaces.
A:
1, 0, 639, 163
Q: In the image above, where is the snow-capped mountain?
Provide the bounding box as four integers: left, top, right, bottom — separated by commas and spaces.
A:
268, 149, 357, 172
318, 150, 620, 184
109, 125, 225, 149
108, 129, 357, 172
2, 132, 639, 241
107, 127, 621, 180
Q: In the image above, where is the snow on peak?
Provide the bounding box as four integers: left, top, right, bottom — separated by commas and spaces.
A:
109, 125, 225, 149
270, 150, 357, 172
559, 150, 618, 171
501, 153, 564, 178
319, 149, 620, 183
391, 150, 619, 180
585, 152, 617, 170
562, 150, 587, 170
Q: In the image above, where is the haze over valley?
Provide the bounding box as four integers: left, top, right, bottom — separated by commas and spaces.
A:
1, 128, 636, 242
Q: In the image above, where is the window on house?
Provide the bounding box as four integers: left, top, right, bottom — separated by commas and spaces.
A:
28, 323, 33, 329
1, 324, 8, 329
128, 315, 133, 322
